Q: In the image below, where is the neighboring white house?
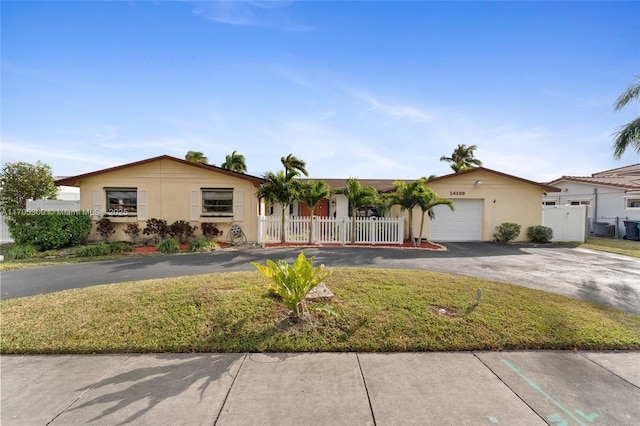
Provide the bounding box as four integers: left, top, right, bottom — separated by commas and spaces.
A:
545, 164, 640, 239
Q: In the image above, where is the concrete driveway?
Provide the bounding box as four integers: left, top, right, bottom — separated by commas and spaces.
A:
2, 242, 639, 314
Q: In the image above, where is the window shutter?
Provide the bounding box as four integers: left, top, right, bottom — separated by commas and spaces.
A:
190, 191, 201, 221
92, 189, 103, 219
137, 190, 148, 221
233, 190, 244, 221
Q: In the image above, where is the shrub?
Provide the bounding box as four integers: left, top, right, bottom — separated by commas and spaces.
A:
143, 218, 169, 243
96, 218, 116, 241
189, 238, 218, 253
494, 222, 521, 243
76, 244, 112, 257
527, 225, 553, 243
157, 237, 180, 253
4, 243, 39, 260
7, 211, 91, 250
252, 251, 335, 319
108, 241, 134, 254
124, 222, 141, 243
169, 220, 197, 244
201, 223, 223, 239
75, 242, 133, 257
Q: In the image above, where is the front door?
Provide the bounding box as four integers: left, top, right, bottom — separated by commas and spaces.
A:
300, 198, 329, 217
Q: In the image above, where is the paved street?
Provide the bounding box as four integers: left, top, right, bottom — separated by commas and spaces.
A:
2, 242, 640, 314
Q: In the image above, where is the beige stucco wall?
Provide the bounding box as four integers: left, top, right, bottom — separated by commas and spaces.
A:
77, 159, 262, 242
397, 169, 546, 242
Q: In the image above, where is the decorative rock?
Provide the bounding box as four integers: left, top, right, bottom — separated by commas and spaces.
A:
305, 282, 334, 301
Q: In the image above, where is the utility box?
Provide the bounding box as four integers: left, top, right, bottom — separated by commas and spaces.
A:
623, 220, 640, 240
594, 222, 615, 238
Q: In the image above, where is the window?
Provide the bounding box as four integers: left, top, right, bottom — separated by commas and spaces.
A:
542, 201, 557, 206
569, 200, 591, 206
625, 196, 640, 210
202, 189, 233, 217
105, 188, 137, 216
355, 205, 381, 218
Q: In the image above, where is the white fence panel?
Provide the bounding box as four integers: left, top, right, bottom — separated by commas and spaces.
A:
542, 205, 588, 243
1, 213, 13, 243
258, 216, 403, 245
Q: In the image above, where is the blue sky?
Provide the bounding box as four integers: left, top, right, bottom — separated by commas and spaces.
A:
2, 1, 639, 182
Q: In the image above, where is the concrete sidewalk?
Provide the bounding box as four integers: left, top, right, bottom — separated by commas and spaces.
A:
2, 351, 639, 425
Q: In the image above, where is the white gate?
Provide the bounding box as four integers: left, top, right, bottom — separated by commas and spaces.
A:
542, 205, 588, 243
258, 216, 404, 245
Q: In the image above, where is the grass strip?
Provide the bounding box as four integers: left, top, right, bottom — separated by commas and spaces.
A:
2, 268, 638, 354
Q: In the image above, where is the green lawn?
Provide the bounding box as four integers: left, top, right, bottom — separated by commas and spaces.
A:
2, 268, 638, 354
574, 237, 640, 258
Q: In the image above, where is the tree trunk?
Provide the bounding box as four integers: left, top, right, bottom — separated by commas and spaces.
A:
417, 212, 426, 247
280, 206, 286, 243
407, 210, 415, 246
351, 215, 356, 244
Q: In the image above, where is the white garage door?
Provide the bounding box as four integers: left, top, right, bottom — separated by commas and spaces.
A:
429, 199, 483, 241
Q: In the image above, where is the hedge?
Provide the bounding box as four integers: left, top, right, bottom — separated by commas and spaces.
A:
7, 211, 91, 250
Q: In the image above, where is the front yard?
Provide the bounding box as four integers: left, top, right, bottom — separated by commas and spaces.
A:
1, 268, 639, 353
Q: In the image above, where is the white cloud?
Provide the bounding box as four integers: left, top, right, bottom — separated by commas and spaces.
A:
354, 91, 434, 123
189, 1, 313, 32
0, 139, 124, 176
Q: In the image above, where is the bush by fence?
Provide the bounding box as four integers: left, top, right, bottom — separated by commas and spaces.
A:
7, 211, 91, 250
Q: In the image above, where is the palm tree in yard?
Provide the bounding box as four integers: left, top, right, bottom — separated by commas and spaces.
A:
334, 178, 378, 244
297, 180, 331, 244
185, 151, 208, 164
612, 75, 640, 159
439, 144, 482, 173
281, 154, 309, 179
221, 150, 247, 173
256, 170, 299, 243
416, 189, 455, 244
390, 179, 426, 246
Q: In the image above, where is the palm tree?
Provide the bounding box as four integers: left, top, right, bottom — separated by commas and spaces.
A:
613, 75, 640, 159
185, 151, 208, 164
390, 179, 426, 246
221, 150, 247, 173
416, 189, 455, 244
281, 154, 308, 179
256, 170, 298, 243
334, 178, 378, 244
439, 144, 482, 172
297, 180, 331, 244
373, 192, 394, 218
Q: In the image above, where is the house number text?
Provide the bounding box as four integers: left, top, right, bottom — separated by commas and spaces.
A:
450, 191, 466, 196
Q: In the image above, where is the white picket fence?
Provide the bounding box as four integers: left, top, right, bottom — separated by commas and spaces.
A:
258, 216, 404, 245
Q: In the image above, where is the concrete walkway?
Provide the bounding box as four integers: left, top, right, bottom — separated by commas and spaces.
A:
2, 351, 639, 425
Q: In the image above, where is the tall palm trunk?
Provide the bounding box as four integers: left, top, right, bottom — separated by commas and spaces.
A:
280, 205, 287, 243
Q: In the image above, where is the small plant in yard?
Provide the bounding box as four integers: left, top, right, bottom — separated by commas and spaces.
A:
4, 243, 39, 260
494, 222, 521, 243
158, 237, 180, 253
527, 225, 553, 243
252, 251, 334, 320
108, 241, 133, 254
143, 218, 169, 244
189, 238, 218, 253
201, 223, 223, 239
124, 222, 141, 243
169, 220, 197, 244
96, 218, 116, 241
76, 244, 112, 257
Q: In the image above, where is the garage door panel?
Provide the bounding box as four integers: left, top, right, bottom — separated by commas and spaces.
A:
429, 199, 482, 241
